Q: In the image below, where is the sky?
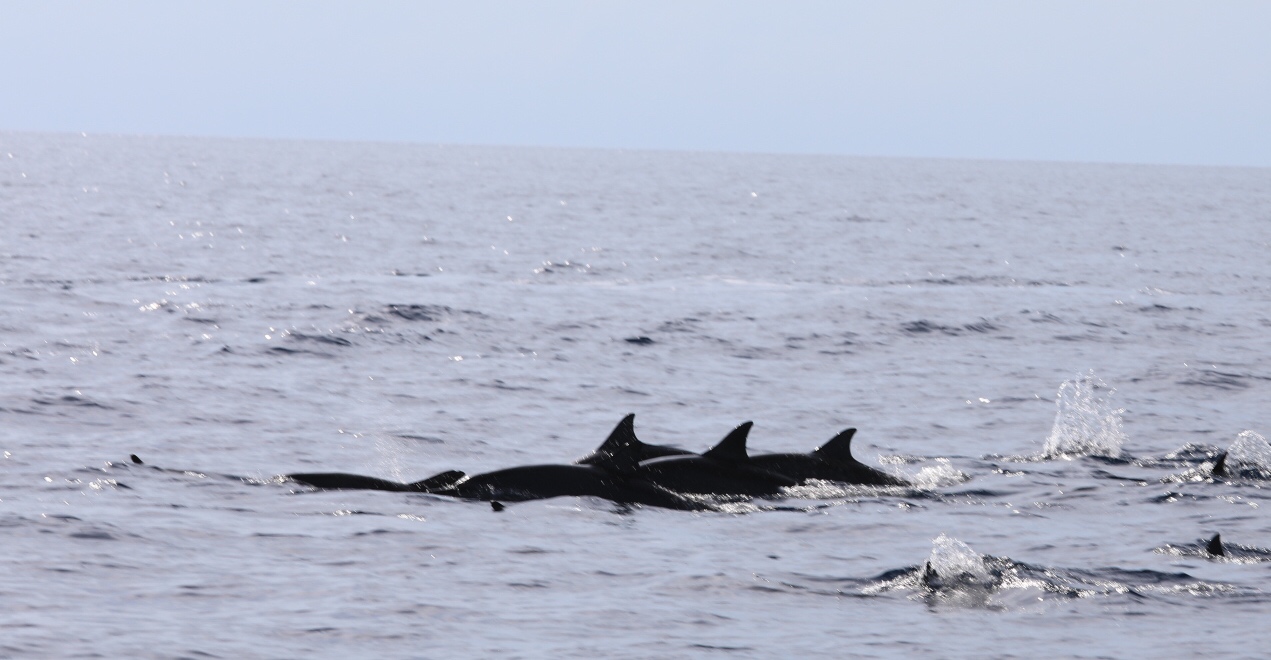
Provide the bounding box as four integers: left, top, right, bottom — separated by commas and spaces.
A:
2, 1, 1269, 167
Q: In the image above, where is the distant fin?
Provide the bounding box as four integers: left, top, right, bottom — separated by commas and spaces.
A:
1206, 533, 1225, 557
409, 469, 466, 492
813, 428, 858, 462
1211, 451, 1228, 477
703, 422, 754, 462
577, 414, 641, 475
130, 454, 144, 465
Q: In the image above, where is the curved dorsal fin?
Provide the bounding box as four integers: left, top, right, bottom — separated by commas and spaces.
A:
813, 428, 857, 461
703, 422, 753, 462
1211, 451, 1228, 477
1206, 533, 1225, 557
579, 414, 640, 475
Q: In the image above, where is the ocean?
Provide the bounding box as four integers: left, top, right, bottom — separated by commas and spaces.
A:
2, 131, 1269, 658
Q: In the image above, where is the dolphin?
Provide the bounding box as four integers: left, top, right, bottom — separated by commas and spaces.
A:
632, 422, 797, 497
748, 428, 908, 487
128, 454, 472, 494
289, 416, 706, 510
286, 416, 645, 495
1158, 450, 1235, 484
287, 470, 466, 492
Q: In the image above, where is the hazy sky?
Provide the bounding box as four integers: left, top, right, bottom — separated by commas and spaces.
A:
3, 1, 1269, 166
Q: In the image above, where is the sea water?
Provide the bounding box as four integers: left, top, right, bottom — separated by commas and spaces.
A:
2, 132, 1269, 657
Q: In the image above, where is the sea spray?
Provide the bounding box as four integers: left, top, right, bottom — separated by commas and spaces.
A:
1225, 430, 1271, 479
1041, 371, 1127, 459
926, 534, 992, 587
909, 458, 971, 489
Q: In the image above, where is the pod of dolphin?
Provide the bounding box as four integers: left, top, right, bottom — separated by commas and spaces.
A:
285, 413, 909, 511
124, 415, 1261, 591
123, 415, 1264, 595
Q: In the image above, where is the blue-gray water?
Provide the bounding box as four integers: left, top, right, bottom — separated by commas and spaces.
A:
2, 132, 1269, 658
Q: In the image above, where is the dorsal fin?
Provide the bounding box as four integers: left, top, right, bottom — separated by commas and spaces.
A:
921, 560, 940, 588
1211, 451, 1228, 477
813, 428, 858, 461
578, 414, 640, 475
1206, 533, 1225, 557
703, 422, 753, 462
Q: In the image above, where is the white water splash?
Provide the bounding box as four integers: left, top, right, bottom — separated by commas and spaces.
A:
910, 458, 971, 489
1226, 430, 1271, 477
928, 534, 992, 585
1041, 371, 1127, 458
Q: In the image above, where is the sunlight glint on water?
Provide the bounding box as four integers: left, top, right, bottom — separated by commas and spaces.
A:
1, 132, 1269, 657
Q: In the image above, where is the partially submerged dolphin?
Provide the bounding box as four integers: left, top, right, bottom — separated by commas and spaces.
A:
748, 428, 909, 487
632, 422, 797, 497
1206, 533, 1225, 557
1211, 452, 1229, 478
287, 469, 466, 493
288, 415, 705, 510
1160, 450, 1233, 484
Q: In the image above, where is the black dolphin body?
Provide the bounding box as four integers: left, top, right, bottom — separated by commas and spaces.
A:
633, 422, 797, 497
288, 415, 704, 510
436, 464, 618, 500
287, 470, 466, 493
429, 463, 698, 510
748, 428, 908, 487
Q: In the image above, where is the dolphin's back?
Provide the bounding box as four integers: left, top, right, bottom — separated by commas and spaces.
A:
749, 428, 908, 487
440, 464, 623, 501
632, 420, 797, 496
636, 455, 795, 496
289, 470, 466, 492
748, 453, 906, 487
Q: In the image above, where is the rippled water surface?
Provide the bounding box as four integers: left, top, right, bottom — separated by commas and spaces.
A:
2, 132, 1270, 657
